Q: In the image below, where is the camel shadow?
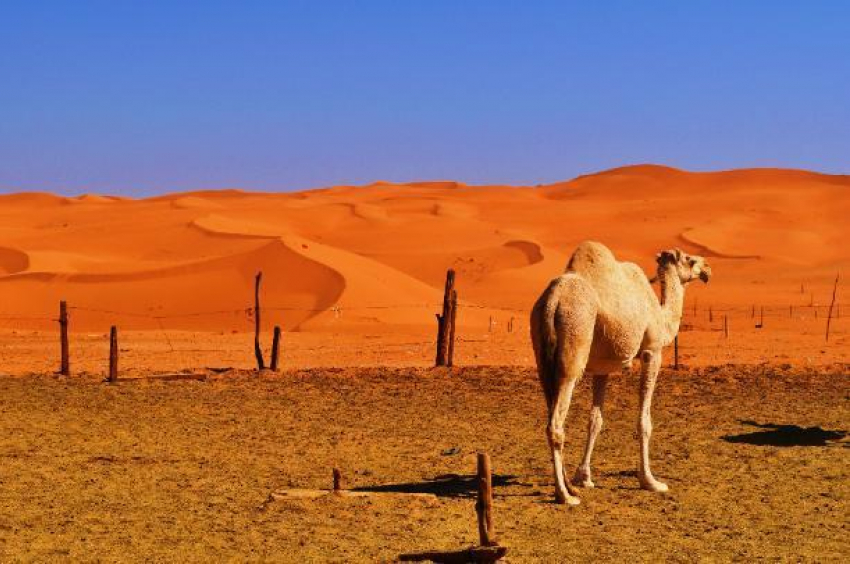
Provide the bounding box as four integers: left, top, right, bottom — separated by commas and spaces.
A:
722, 420, 847, 447
352, 473, 529, 499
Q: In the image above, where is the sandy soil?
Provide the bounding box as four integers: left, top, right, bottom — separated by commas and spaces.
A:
0, 364, 846, 562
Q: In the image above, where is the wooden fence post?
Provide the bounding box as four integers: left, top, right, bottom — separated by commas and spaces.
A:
59, 300, 70, 376
825, 274, 839, 342
254, 272, 265, 371
108, 325, 118, 383
476, 453, 497, 547
447, 289, 458, 367
270, 325, 281, 371
709, 306, 713, 322
723, 315, 729, 338
399, 453, 507, 562
673, 335, 679, 369
435, 269, 456, 367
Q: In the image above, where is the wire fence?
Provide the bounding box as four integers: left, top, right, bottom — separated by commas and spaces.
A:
0, 295, 844, 375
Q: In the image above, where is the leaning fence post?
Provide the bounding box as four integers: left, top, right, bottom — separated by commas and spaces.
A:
476, 453, 497, 547
108, 325, 118, 383
59, 300, 70, 376
825, 273, 839, 342
435, 269, 456, 367
254, 271, 265, 371
270, 326, 282, 371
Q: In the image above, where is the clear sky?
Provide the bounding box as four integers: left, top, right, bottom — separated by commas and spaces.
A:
1, 1, 848, 195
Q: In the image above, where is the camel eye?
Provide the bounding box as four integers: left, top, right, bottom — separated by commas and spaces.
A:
688, 258, 696, 266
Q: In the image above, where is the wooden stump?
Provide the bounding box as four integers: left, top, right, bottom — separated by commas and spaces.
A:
108, 326, 118, 383
673, 335, 679, 370
435, 269, 457, 367
59, 300, 70, 376
400, 452, 506, 562
476, 453, 496, 546
270, 325, 282, 371
333, 468, 342, 492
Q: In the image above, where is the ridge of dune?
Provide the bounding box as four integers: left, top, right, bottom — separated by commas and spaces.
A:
191, 212, 452, 329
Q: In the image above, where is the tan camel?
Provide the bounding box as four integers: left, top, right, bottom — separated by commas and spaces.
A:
530, 241, 711, 505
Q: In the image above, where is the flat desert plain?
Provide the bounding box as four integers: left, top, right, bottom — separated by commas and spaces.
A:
0, 165, 848, 562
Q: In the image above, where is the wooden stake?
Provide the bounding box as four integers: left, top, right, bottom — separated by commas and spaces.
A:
59, 300, 69, 376
333, 468, 342, 492
254, 272, 265, 370
476, 453, 497, 546
723, 315, 729, 338
709, 306, 713, 322
435, 269, 456, 367
673, 335, 679, 369
488, 315, 493, 332
108, 326, 118, 383
508, 317, 514, 333
447, 289, 458, 367
825, 273, 839, 342
270, 325, 281, 371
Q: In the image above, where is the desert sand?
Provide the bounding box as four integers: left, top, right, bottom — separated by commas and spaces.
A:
0, 164, 847, 336
0, 165, 847, 561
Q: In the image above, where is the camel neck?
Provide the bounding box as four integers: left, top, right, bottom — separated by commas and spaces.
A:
658, 264, 685, 345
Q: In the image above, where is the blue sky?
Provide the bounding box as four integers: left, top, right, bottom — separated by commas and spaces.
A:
1, 1, 848, 195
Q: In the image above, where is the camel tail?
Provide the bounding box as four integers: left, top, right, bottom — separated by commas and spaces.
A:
532, 277, 566, 410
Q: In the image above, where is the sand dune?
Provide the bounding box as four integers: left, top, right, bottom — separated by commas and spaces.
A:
0, 165, 846, 331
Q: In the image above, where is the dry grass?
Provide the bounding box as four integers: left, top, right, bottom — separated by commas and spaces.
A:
0, 364, 847, 562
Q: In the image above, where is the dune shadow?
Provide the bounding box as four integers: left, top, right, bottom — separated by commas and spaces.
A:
352, 473, 528, 499
722, 420, 847, 447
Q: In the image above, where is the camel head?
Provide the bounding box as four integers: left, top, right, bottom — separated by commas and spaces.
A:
656, 248, 711, 285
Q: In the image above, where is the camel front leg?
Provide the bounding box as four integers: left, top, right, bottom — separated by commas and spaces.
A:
638, 350, 668, 492
573, 374, 608, 488
547, 371, 581, 505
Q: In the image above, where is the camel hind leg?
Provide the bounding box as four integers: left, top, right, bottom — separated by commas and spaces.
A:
573, 374, 609, 488
546, 298, 596, 505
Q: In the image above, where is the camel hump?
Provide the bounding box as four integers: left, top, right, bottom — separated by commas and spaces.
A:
565, 241, 618, 278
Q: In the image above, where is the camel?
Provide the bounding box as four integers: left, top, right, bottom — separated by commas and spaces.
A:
530, 241, 711, 505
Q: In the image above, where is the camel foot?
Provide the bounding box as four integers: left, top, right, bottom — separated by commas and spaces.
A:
639, 478, 669, 493
572, 469, 595, 488
554, 487, 581, 505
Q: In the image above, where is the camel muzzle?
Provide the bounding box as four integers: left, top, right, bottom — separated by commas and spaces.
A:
699, 268, 711, 283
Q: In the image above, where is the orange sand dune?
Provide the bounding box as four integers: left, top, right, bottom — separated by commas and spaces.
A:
0, 165, 847, 331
